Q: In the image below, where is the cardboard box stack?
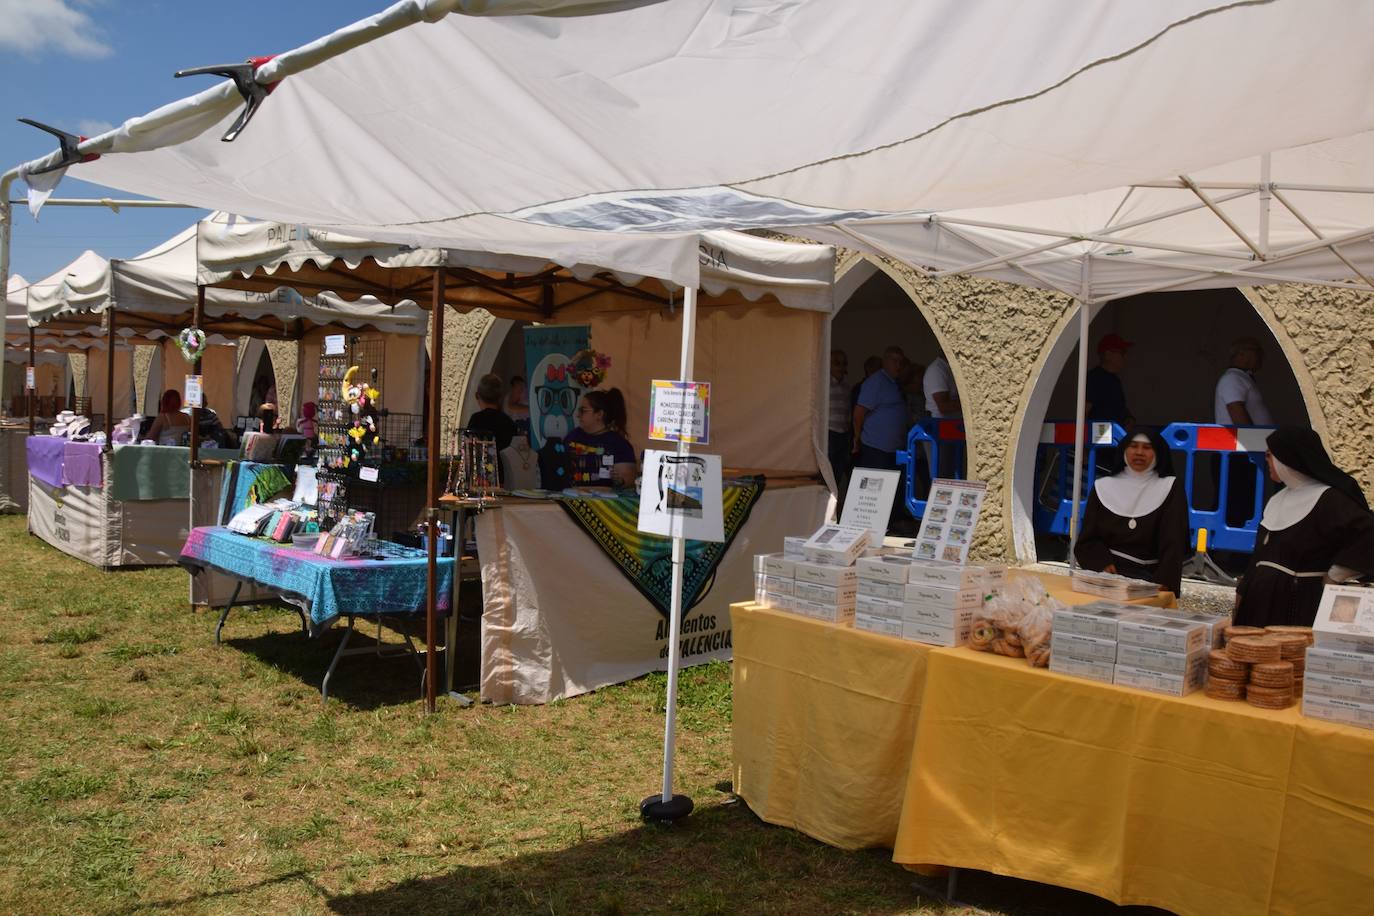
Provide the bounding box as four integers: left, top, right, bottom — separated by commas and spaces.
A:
1302, 584, 1374, 728
1048, 601, 1142, 684
753, 524, 871, 626
854, 558, 1001, 646
1113, 613, 1209, 696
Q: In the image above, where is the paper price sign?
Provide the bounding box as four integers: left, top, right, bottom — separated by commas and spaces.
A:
648, 380, 710, 444
184, 374, 204, 408
25, 366, 35, 390
324, 334, 346, 356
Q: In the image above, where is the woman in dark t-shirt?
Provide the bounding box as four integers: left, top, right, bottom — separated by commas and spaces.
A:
563, 388, 637, 488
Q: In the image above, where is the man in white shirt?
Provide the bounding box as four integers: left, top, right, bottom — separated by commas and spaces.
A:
1214, 337, 1273, 426
1213, 336, 1273, 529
923, 356, 960, 418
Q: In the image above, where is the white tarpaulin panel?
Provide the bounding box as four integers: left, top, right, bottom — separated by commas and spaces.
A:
85, 347, 135, 421
32, 1, 1374, 289
476, 485, 829, 704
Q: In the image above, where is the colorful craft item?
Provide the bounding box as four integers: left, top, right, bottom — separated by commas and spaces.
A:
177, 326, 208, 362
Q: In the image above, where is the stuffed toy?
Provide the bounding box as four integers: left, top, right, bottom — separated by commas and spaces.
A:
341, 365, 382, 467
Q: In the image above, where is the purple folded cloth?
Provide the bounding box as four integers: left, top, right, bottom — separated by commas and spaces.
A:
62, 440, 104, 488
26, 436, 68, 489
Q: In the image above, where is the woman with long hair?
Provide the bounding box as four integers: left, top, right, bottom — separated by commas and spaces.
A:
563, 387, 637, 488
146, 389, 191, 446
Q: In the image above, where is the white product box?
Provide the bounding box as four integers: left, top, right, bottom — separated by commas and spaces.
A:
906, 559, 986, 590
783, 536, 807, 559
1049, 653, 1116, 684
1052, 604, 1143, 641
854, 612, 903, 638
904, 582, 983, 610
857, 578, 909, 602
1116, 615, 1206, 655
856, 554, 919, 584
906, 602, 977, 629
1304, 645, 1374, 680
1115, 643, 1208, 677
1050, 630, 1119, 664
981, 564, 1008, 593
1313, 584, 1374, 650
793, 580, 857, 608
758, 574, 793, 597
1113, 662, 1205, 697
856, 593, 907, 617
793, 560, 859, 588
794, 598, 855, 626
1152, 609, 1230, 649
902, 620, 970, 647
754, 553, 795, 578
1304, 671, 1374, 704
801, 524, 871, 567
763, 591, 797, 612
1302, 693, 1374, 729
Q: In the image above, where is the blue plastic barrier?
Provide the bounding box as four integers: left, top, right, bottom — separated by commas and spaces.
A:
1030, 422, 1126, 536
1160, 423, 1275, 554
896, 418, 966, 519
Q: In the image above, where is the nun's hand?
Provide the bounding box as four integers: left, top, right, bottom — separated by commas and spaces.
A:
1103, 563, 1117, 574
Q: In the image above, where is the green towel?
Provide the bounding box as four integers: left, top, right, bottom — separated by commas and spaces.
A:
109, 445, 191, 501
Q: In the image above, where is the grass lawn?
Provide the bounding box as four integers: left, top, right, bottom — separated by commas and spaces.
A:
0, 515, 968, 915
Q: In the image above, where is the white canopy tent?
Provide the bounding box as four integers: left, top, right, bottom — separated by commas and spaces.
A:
13, 0, 1374, 818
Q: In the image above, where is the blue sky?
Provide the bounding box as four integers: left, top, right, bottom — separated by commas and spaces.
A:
0, 0, 391, 284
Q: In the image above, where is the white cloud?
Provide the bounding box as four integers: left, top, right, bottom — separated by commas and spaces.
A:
76, 119, 114, 137
0, 0, 113, 59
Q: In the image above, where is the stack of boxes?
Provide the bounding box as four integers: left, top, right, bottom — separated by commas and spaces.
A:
752, 525, 870, 626
1049, 602, 1210, 696
854, 558, 1003, 646
1303, 585, 1374, 728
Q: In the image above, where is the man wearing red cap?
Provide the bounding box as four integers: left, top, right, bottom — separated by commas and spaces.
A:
1085, 333, 1133, 428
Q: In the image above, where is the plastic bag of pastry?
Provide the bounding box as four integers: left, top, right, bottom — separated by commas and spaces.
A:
1019, 603, 1055, 667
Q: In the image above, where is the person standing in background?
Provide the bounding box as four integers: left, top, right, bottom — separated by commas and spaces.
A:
1085, 333, 1133, 427
853, 346, 911, 533
506, 375, 531, 439
923, 355, 960, 419
850, 355, 881, 414
827, 349, 852, 498
1214, 337, 1274, 529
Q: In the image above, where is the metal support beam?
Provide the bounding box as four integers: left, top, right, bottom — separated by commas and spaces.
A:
189, 286, 205, 462
424, 268, 446, 714
104, 308, 116, 438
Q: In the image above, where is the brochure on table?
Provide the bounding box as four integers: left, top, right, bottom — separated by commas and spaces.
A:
637, 449, 724, 542
1314, 584, 1374, 646
915, 478, 987, 565
839, 468, 900, 541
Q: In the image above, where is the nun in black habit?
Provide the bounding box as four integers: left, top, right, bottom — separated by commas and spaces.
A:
1074, 427, 1190, 596
1234, 427, 1374, 627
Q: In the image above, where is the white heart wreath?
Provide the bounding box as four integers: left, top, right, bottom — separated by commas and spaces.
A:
177, 327, 208, 362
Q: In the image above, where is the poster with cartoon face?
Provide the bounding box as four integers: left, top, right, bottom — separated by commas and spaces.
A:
523, 325, 591, 450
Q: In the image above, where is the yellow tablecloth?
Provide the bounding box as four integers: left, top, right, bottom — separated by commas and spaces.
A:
729, 573, 1172, 851
732, 604, 935, 849
894, 648, 1374, 916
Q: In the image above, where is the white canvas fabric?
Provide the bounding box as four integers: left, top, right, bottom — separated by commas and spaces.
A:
475, 484, 829, 704
22, 1, 1374, 290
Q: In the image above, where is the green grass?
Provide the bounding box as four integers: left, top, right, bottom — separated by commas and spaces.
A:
0, 515, 980, 915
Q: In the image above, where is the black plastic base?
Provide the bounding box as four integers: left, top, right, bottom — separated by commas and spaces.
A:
640, 793, 694, 824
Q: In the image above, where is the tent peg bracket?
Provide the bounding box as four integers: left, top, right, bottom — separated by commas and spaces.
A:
174, 58, 276, 142
15, 119, 99, 174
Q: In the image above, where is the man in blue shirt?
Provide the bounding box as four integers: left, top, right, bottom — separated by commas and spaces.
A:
852, 346, 913, 532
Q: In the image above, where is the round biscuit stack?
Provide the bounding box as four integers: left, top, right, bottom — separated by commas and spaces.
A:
1224, 625, 1267, 644
1206, 648, 1250, 701
1264, 625, 1315, 646
1247, 660, 1296, 709
1226, 635, 1283, 664
1271, 634, 1310, 695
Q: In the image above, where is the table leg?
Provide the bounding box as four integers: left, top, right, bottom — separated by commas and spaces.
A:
214, 581, 245, 645
909, 867, 962, 907
321, 616, 356, 704
445, 507, 473, 707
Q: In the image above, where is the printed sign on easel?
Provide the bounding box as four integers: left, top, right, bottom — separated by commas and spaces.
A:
840, 468, 899, 541
915, 478, 987, 565
637, 449, 724, 542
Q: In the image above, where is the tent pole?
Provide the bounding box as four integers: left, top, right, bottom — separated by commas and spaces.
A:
28, 326, 35, 435
642, 286, 697, 826
105, 307, 116, 439
424, 268, 445, 714
1068, 258, 1092, 570
189, 286, 205, 462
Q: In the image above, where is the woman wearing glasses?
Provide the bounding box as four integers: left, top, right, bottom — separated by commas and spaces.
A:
565, 388, 637, 488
